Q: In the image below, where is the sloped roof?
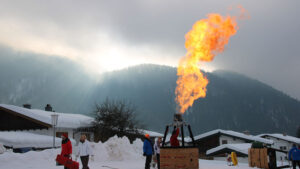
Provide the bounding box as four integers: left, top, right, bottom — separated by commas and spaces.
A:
0, 131, 76, 148
258, 133, 300, 144
139, 129, 163, 137
194, 129, 273, 144
0, 104, 94, 129
206, 143, 251, 156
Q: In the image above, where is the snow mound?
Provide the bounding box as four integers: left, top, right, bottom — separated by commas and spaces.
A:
0, 131, 63, 149
0, 143, 6, 154
85, 136, 143, 162
0, 135, 143, 167
93, 135, 143, 161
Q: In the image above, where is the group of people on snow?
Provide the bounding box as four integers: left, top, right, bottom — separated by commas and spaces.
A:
59, 128, 300, 169
60, 133, 93, 169
59, 126, 180, 169
143, 126, 179, 169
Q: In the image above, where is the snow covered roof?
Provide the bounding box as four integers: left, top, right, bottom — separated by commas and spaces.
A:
194, 129, 273, 144
139, 129, 163, 137
0, 104, 94, 129
0, 131, 76, 148
206, 143, 251, 156
257, 133, 300, 144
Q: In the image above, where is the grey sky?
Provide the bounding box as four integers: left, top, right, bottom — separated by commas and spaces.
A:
0, 0, 299, 99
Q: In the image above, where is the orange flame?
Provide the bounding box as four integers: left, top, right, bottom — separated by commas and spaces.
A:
175, 13, 238, 114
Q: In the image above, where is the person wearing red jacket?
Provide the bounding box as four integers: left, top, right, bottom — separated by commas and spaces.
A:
61, 133, 72, 169
170, 128, 180, 147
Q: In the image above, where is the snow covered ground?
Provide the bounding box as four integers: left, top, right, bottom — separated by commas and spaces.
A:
0, 136, 254, 169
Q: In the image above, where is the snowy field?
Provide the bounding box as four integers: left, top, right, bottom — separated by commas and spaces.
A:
0, 136, 254, 169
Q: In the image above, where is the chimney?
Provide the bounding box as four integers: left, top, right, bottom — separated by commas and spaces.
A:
23, 104, 31, 109
45, 104, 53, 112
243, 130, 250, 135
283, 133, 287, 136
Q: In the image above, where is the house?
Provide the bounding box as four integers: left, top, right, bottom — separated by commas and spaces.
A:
206, 143, 251, 163
0, 104, 94, 148
258, 133, 300, 160
191, 129, 273, 158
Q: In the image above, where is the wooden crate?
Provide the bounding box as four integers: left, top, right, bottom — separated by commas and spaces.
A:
248, 148, 269, 169
160, 147, 199, 169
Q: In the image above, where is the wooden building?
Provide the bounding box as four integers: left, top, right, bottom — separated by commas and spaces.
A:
0, 104, 94, 145
258, 133, 300, 161
191, 129, 273, 158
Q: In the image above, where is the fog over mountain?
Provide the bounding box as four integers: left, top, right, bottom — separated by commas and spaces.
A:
1, 46, 299, 136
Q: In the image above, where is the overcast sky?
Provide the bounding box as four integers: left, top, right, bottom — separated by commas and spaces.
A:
0, 0, 299, 99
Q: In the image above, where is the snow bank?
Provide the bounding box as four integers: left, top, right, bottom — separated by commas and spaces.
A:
0, 135, 257, 169
92, 135, 143, 161
0, 131, 64, 148
0, 135, 142, 162
0, 131, 77, 149
0, 143, 5, 154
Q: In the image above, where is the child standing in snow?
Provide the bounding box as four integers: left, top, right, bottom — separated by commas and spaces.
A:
226, 153, 232, 166
61, 133, 72, 169
76, 134, 93, 169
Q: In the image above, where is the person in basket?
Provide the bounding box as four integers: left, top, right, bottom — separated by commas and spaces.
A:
170, 127, 180, 147
76, 134, 93, 169
61, 133, 72, 169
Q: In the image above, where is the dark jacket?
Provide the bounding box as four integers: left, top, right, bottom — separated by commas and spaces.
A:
170, 128, 180, 147
61, 138, 72, 156
143, 138, 153, 156
289, 146, 300, 161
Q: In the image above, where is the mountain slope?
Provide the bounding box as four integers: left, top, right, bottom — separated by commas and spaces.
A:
90, 65, 300, 136
0, 46, 299, 136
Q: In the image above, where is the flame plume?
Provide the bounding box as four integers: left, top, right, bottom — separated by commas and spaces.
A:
175, 13, 238, 114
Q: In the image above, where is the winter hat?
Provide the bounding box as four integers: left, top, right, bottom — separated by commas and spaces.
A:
62, 133, 68, 138
145, 134, 150, 139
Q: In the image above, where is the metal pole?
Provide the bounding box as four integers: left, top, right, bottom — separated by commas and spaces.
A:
162, 125, 169, 147
181, 125, 185, 147
53, 125, 55, 148
188, 125, 196, 147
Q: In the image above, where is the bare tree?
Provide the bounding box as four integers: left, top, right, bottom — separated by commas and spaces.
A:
93, 98, 143, 142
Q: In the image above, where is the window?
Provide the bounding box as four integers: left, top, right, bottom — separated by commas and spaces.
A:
222, 140, 228, 144
280, 146, 287, 150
